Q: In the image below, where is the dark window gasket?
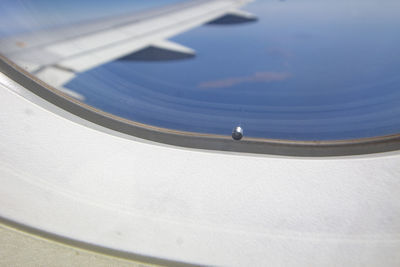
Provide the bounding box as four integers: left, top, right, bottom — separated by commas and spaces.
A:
1, 54, 400, 157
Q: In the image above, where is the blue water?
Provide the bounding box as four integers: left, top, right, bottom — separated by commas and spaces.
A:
2, 0, 400, 140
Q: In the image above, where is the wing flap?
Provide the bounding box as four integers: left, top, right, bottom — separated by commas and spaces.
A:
34, 65, 85, 100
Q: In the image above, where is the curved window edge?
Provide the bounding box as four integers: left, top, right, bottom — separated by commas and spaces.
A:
1, 54, 400, 157
0, 215, 200, 267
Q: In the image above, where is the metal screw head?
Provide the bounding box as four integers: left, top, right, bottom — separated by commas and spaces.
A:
232, 126, 244, 141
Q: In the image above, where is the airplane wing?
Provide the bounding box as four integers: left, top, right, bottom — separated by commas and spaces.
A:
0, 0, 256, 99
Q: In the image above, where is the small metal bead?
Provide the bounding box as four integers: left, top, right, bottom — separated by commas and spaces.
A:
232, 126, 244, 141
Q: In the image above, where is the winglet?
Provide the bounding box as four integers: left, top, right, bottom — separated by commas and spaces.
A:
207, 10, 258, 25
118, 40, 196, 61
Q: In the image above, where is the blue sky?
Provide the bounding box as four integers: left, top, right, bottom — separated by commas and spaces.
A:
0, 0, 184, 36
1, 0, 400, 140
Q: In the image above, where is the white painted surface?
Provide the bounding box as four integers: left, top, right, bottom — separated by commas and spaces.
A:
0, 73, 400, 266
152, 40, 196, 55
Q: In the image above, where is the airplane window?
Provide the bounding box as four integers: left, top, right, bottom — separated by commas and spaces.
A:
1, 0, 400, 144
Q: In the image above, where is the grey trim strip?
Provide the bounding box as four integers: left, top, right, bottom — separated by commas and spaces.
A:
1, 54, 400, 157
0, 216, 203, 267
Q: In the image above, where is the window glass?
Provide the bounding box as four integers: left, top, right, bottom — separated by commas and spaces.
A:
1, 0, 400, 141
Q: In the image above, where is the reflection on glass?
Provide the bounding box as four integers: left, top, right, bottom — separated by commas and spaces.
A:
1, 0, 400, 141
